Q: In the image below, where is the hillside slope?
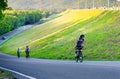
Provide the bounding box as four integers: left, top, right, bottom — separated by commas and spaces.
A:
0, 10, 120, 60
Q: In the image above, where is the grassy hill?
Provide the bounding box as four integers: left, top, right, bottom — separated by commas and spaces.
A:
8, 0, 119, 10
0, 10, 120, 60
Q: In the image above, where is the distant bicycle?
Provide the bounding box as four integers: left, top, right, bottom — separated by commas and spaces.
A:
75, 50, 83, 63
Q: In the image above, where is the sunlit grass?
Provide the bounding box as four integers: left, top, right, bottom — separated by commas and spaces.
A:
1, 10, 120, 60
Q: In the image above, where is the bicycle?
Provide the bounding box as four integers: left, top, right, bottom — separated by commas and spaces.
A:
75, 49, 83, 63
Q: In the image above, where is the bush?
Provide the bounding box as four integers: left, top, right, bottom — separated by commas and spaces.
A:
0, 21, 10, 35
0, 10, 51, 35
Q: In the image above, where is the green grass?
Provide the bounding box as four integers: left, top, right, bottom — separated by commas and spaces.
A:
0, 70, 13, 79
0, 10, 120, 60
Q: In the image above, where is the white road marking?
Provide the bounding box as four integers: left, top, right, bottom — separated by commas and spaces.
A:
0, 66, 36, 79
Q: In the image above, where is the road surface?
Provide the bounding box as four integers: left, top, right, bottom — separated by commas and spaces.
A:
0, 53, 120, 79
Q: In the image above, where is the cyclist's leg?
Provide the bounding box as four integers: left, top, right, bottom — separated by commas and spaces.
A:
76, 51, 79, 62
79, 51, 83, 62
81, 52, 83, 61
75, 54, 78, 62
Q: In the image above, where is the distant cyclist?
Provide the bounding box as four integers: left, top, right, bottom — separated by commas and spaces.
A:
25, 46, 30, 58
75, 34, 84, 62
17, 48, 20, 58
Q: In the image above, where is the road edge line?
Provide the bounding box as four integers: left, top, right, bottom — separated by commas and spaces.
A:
0, 66, 36, 79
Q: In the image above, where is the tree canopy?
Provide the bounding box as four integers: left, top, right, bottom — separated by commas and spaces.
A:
0, 0, 8, 19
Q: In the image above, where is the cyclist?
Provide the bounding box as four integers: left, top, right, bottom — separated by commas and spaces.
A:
75, 34, 84, 62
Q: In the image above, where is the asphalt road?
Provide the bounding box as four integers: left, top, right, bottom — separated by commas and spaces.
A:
0, 53, 120, 79
0, 23, 38, 45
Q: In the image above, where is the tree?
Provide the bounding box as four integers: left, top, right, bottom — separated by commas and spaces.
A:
0, 0, 8, 19
7, 7, 13, 10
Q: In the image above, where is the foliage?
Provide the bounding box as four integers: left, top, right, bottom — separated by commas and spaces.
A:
0, 10, 51, 35
0, 0, 8, 19
0, 70, 13, 79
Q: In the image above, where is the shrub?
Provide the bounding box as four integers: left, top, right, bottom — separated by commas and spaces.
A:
0, 10, 51, 35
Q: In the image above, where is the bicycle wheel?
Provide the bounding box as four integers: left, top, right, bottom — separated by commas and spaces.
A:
79, 56, 83, 62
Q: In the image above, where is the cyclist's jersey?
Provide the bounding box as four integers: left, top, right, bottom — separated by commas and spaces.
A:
25, 48, 29, 53
76, 39, 84, 49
